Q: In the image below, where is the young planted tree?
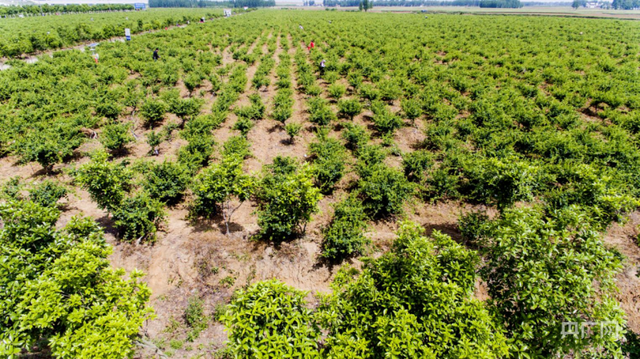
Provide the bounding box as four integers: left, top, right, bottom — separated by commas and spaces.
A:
401, 98, 422, 125
0, 200, 152, 358
100, 122, 134, 155
171, 97, 204, 128
357, 163, 414, 217
192, 156, 254, 235
28, 180, 68, 208
285, 122, 303, 144
146, 130, 163, 155
337, 98, 362, 121
255, 158, 322, 240
222, 280, 321, 357
73, 150, 132, 213
316, 221, 509, 357
461, 207, 626, 357
321, 196, 369, 262
140, 98, 167, 128
142, 160, 191, 205
112, 193, 166, 243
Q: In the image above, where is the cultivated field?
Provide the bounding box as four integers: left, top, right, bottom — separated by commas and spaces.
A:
1, 10, 640, 358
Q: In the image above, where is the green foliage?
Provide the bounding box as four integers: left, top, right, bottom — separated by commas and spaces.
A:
309, 137, 347, 193
337, 98, 363, 120
184, 296, 208, 342
328, 83, 346, 99
171, 97, 204, 127
255, 158, 322, 240
223, 135, 252, 159
402, 149, 433, 182
192, 156, 254, 234
178, 135, 214, 171
223, 280, 321, 358
16, 135, 74, 173
342, 123, 370, 151
316, 221, 509, 358
461, 207, 626, 357
141, 99, 168, 127
142, 160, 191, 204
322, 196, 369, 262
232, 116, 254, 137
0, 200, 152, 358
308, 97, 336, 127
401, 98, 422, 122
358, 164, 413, 217
112, 192, 166, 242
146, 130, 163, 155
28, 180, 68, 208
285, 122, 303, 143
100, 122, 134, 154
73, 150, 132, 212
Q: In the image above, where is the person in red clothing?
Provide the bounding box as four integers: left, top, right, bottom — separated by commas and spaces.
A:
307, 40, 315, 51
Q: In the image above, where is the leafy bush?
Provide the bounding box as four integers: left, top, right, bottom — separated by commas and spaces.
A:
337, 98, 362, 120
321, 196, 369, 261
178, 135, 214, 171
316, 221, 508, 358
328, 83, 346, 99
357, 164, 413, 217
184, 296, 208, 342
461, 207, 625, 357
223, 135, 252, 159
146, 130, 163, 155
73, 150, 132, 212
192, 156, 254, 234
232, 116, 254, 137
28, 180, 68, 208
142, 161, 190, 205
309, 137, 347, 193
341, 123, 369, 151
100, 122, 134, 154
140, 99, 168, 127
285, 122, 303, 144
402, 150, 433, 182
255, 158, 322, 240
222, 280, 320, 358
0, 200, 152, 358
112, 193, 166, 242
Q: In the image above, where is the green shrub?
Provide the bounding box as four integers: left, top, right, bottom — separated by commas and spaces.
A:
316, 221, 508, 358
178, 135, 214, 171
143, 161, 190, 205
328, 83, 346, 99
358, 164, 413, 217
112, 193, 166, 242
337, 98, 362, 120
232, 116, 254, 137
192, 157, 254, 234
223, 135, 252, 159
222, 280, 320, 358
321, 196, 369, 261
0, 200, 152, 359
255, 159, 322, 240
309, 137, 347, 193
342, 123, 369, 151
100, 122, 134, 154
402, 150, 433, 182
28, 180, 68, 208
140, 99, 167, 127
146, 131, 163, 155
285, 122, 303, 144
73, 150, 132, 212
461, 207, 625, 357
184, 296, 208, 341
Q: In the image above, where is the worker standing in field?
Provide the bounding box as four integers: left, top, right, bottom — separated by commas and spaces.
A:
320, 59, 326, 75
308, 40, 315, 51
153, 48, 160, 61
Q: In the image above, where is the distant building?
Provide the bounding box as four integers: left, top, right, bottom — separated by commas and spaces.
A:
134, 3, 146, 9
